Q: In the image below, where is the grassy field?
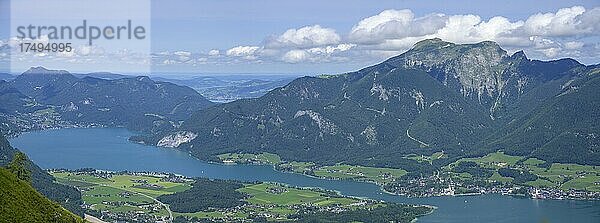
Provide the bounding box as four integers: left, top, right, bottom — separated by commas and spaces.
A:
447, 152, 600, 192
527, 163, 600, 191
53, 172, 192, 197
313, 164, 407, 184
169, 182, 378, 221
52, 171, 193, 221
453, 152, 522, 169
53, 171, 389, 222
239, 183, 355, 206
165, 182, 380, 221
219, 152, 408, 185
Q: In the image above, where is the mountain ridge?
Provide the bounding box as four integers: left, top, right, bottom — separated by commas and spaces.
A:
151, 39, 598, 168
0, 68, 215, 135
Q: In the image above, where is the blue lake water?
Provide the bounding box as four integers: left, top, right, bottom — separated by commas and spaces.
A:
10, 128, 600, 223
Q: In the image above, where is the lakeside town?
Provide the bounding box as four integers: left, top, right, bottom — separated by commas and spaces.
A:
384, 173, 600, 200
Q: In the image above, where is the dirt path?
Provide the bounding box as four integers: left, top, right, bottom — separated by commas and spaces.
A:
84, 214, 108, 223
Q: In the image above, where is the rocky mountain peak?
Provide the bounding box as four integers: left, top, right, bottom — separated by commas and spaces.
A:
510, 50, 528, 60
383, 40, 510, 102
411, 38, 454, 50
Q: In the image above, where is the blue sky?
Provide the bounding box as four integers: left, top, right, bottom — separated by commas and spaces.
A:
1, 0, 599, 75
150, 0, 596, 51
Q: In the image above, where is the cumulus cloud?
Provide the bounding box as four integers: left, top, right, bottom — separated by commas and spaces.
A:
522, 6, 595, 37
266, 25, 341, 49
281, 44, 355, 63
158, 6, 600, 67
282, 50, 309, 63
226, 46, 261, 59
345, 6, 599, 61
349, 9, 446, 44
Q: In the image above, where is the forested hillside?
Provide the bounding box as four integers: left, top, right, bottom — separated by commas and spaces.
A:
154, 39, 599, 169
0, 168, 84, 223
0, 134, 84, 216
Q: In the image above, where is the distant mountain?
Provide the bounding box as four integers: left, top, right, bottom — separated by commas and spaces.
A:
73, 72, 131, 80
152, 39, 599, 169
5, 67, 215, 133
0, 80, 35, 114
0, 134, 84, 216
154, 75, 297, 102
0, 73, 14, 81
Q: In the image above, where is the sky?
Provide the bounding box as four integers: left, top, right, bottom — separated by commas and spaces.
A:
0, 0, 599, 75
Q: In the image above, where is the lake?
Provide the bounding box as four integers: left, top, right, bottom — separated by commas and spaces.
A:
10, 128, 600, 223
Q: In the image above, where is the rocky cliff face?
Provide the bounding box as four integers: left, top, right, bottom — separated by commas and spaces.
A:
157, 131, 198, 148
384, 38, 583, 120
390, 40, 507, 113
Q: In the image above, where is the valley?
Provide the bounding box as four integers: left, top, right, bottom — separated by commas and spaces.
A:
153, 75, 298, 103
52, 170, 432, 223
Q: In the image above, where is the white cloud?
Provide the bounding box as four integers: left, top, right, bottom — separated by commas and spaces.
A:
208, 49, 220, 56
522, 6, 596, 37
173, 51, 191, 57
267, 25, 340, 48
173, 51, 192, 62
281, 44, 356, 63
343, 6, 600, 61
349, 9, 446, 44
78, 45, 105, 56
226, 46, 260, 57
156, 6, 600, 67
224, 46, 263, 61
163, 59, 177, 65
564, 41, 584, 50
307, 43, 355, 54
282, 50, 309, 63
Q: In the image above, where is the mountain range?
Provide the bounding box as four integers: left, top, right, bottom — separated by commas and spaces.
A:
0, 67, 214, 135
149, 39, 599, 169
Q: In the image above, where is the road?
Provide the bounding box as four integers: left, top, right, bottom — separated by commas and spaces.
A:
406, 128, 430, 147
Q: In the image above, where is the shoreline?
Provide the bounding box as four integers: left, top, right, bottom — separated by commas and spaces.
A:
215, 159, 600, 202
16, 126, 600, 202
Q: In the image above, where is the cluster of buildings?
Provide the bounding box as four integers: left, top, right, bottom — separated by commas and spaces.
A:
386, 173, 600, 200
